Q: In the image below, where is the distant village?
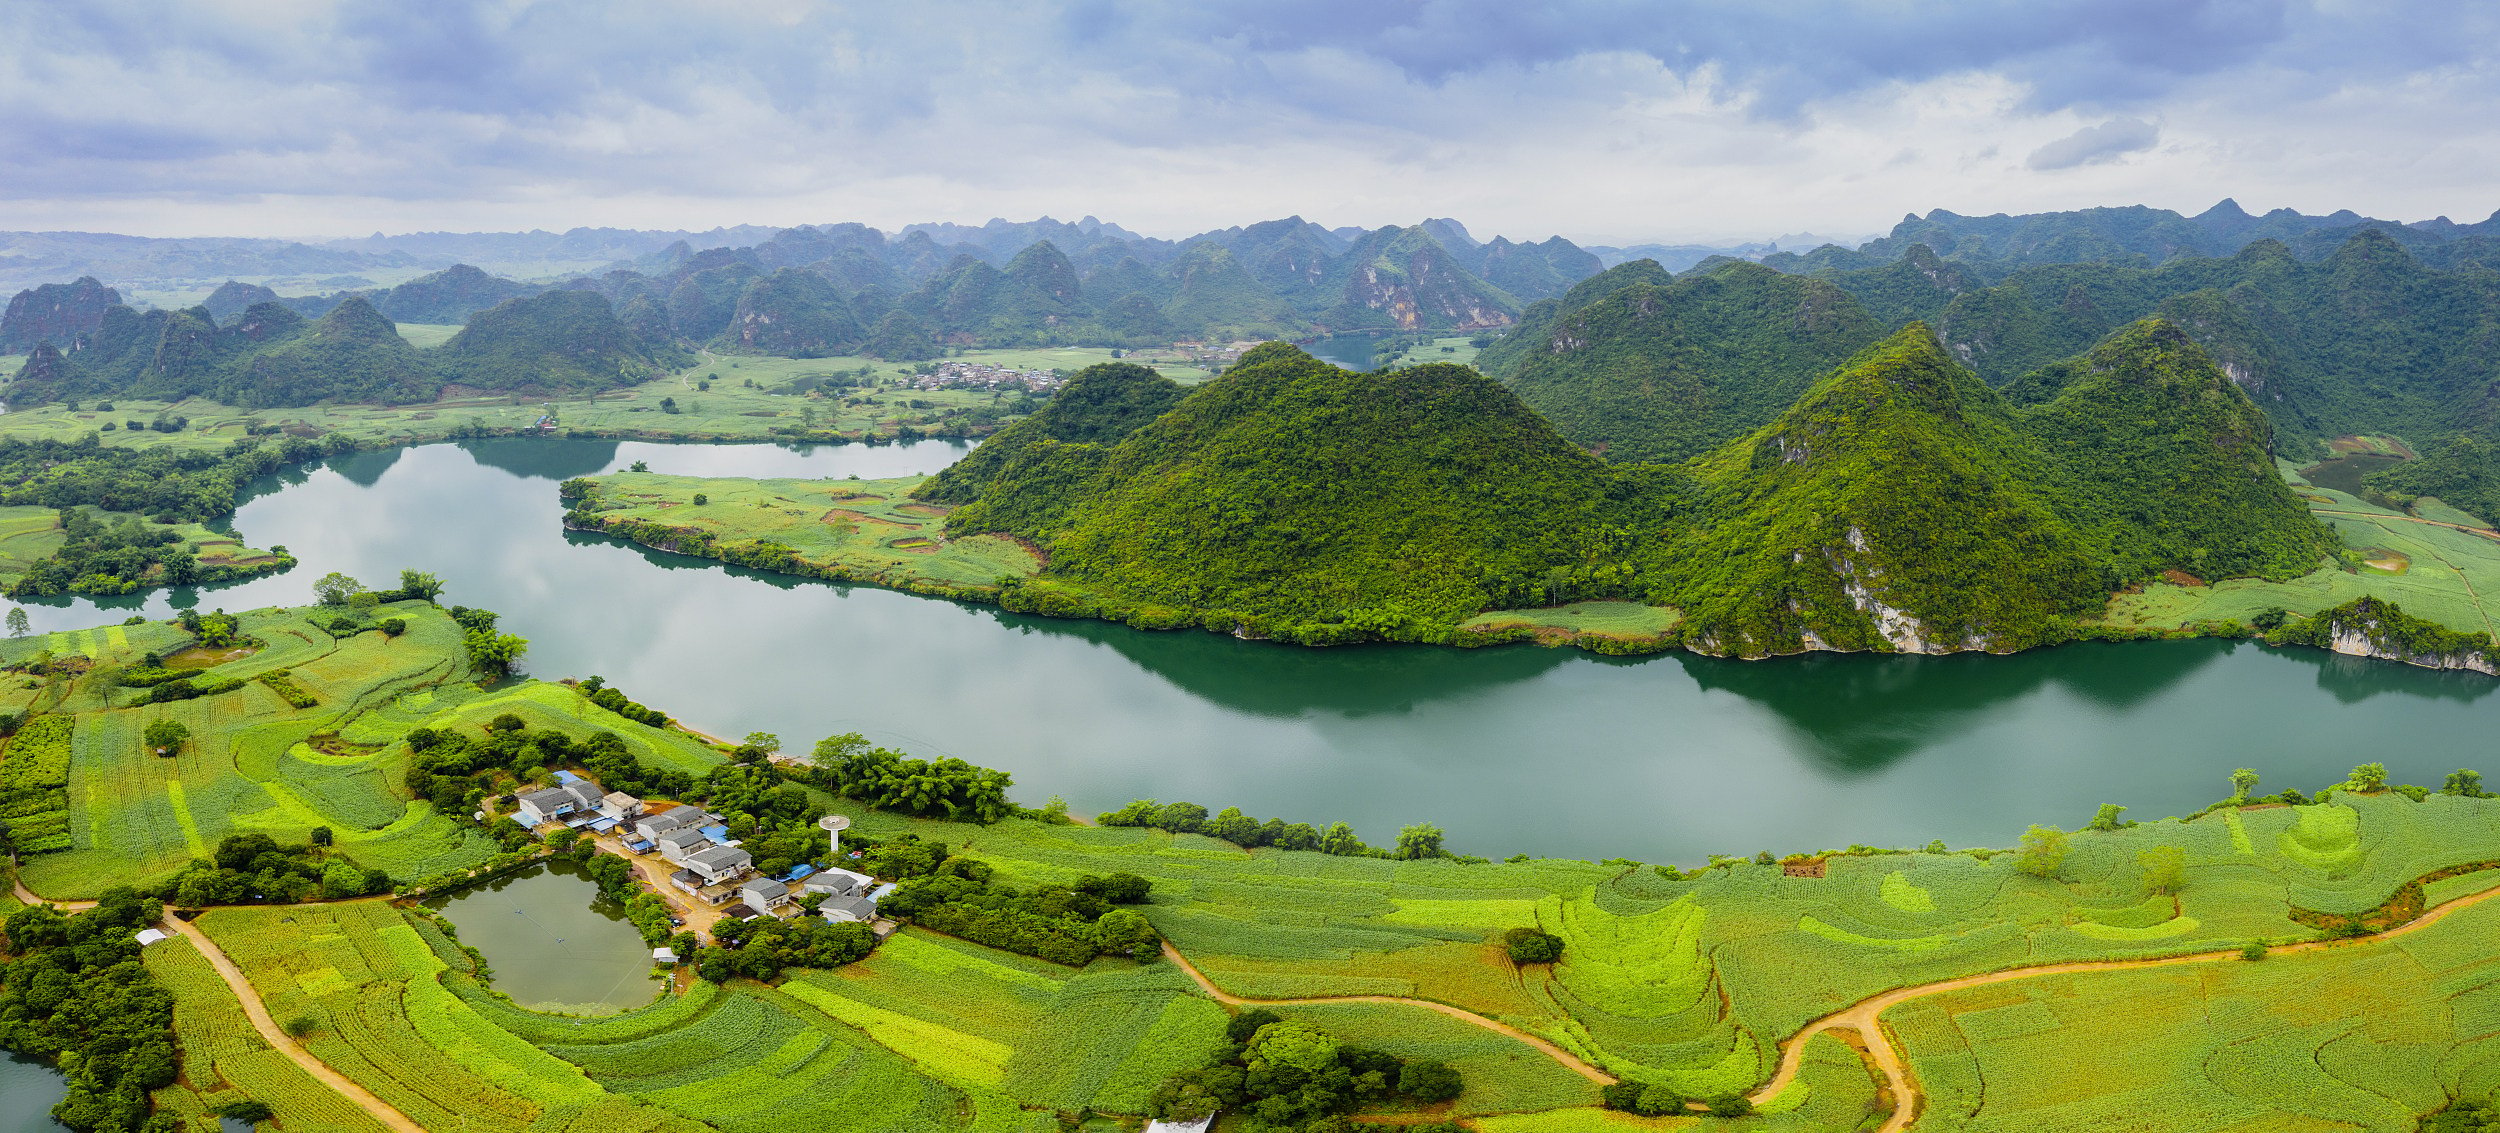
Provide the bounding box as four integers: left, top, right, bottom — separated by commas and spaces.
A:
512, 771, 886, 946
906, 361, 1065, 392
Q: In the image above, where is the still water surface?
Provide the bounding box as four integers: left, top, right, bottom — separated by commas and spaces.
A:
13, 438, 2498, 862
0, 1057, 65, 1133
425, 862, 662, 1013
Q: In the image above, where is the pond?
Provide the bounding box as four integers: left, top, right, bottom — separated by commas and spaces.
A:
0, 1056, 65, 1133
2299, 453, 2405, 496
9, 437, 2500, 864
425, 861, 662, 1014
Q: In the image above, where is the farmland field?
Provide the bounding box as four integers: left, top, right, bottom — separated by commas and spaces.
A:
562, 472, 1042, 595
0, 343, 1193, 455
5, 600, 2500, 1132
2101, 462, 2500, 636
0, 600, 726, 895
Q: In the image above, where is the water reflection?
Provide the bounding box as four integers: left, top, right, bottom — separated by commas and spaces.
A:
6, 437, 2498, 862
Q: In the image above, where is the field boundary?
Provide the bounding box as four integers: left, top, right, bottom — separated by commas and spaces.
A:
1158, 940, 1614, 1085
1747, 865, 2500, 1132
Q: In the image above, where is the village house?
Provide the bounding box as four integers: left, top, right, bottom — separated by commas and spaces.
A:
513, 775, 605, 827
738, 877, 792, 913
802, 867, 881, 924
667, 844, 756, 904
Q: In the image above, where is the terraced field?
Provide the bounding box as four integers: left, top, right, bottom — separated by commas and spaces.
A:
0, 602, 725, 895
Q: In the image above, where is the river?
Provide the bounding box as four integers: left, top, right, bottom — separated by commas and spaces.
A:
10, 438, 2496, 863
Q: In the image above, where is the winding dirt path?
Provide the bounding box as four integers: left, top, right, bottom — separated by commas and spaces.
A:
13, 877, 422, 1133
2313, 509, 2500, 542
1747, 874, 2500, 1131
1160, 941, 1614, 1084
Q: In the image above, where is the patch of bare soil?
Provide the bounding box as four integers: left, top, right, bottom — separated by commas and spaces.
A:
2161, 569, 2207, 587
166, 645, 257, 669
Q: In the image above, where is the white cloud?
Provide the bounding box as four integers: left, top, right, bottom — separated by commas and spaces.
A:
0, 1, 2493, 243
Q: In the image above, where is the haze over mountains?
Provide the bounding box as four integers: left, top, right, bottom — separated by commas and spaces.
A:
11, 197, 2500, 502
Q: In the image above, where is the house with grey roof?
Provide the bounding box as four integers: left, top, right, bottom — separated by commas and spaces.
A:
654, 827, 712, 865
818, 893, 879, 924
631, 804, 709, 841
799, 868, 875, 899
739, 877, 791, 912
679, 844, 752, 888
515, 779, 604, 827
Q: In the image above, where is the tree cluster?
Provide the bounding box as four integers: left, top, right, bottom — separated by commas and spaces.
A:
0, 890, 180, 1133
697, 915, 876, 983
805, 732, 1015, 824
1145, 1011, 1464, 1132
577, 675, 669, 727
1096, 799, 1455, 861
876, 856, 1156, 966
447, 605, 529, 678
162, 833, 391, 906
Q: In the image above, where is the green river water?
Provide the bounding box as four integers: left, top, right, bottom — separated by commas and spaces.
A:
11, 437, 2497, 864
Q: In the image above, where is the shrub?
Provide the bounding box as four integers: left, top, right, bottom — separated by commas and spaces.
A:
1503, 926, 1564, 964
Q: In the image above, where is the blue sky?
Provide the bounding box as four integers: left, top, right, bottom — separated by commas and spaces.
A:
3, 1, 2493, 243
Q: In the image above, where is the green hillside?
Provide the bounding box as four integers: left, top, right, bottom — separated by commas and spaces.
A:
946, 342, 1681, 640
437, 289, 683, 392
2015, 319, 2337, 581
1664, 325, 2105, 656
4, 296, 438, 407
1491, 260, 1885, 463
915, 361, 1186, 505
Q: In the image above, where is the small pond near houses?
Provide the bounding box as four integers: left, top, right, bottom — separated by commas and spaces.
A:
425, 862, 662, 1014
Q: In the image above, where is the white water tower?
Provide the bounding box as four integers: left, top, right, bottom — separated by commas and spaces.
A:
818, 813, 851, 859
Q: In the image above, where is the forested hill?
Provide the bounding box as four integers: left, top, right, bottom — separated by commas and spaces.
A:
1764, 199, 2500, 273
1660, 320, 2331, 656
1483, 260, 1886, 463
941, 344, 1687, 640
929, 324, 2330, 655
3, 288, 681, 407
914, 361, 1187, 505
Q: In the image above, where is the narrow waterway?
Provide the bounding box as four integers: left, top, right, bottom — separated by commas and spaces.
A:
9, 438, 2496, 863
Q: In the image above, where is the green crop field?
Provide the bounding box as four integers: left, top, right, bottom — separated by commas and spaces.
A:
197, 902, 706, 1133
0, 340, 1144, 452
565, 472, 1042, 594
1459, 600, 1685, 650
1893, 893, 2500, 1132
780, 933, 1229, 1114
11, 600, 2500, 1133
535, 976, 1054, 1133
0, 505, 69, 577
1, 601, 729, 895
394, 323, 463, 349
2102, 464, 2500, 636
0, 504, 285, 592
145, 932, 394, 1133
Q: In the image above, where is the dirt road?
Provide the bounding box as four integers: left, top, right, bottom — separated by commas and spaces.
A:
1160, 941, 1613, 1084
1744, 872, 2500, 1131
12, 876, 421, 1133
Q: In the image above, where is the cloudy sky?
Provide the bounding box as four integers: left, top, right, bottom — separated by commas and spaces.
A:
4, 0, 2495, 245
